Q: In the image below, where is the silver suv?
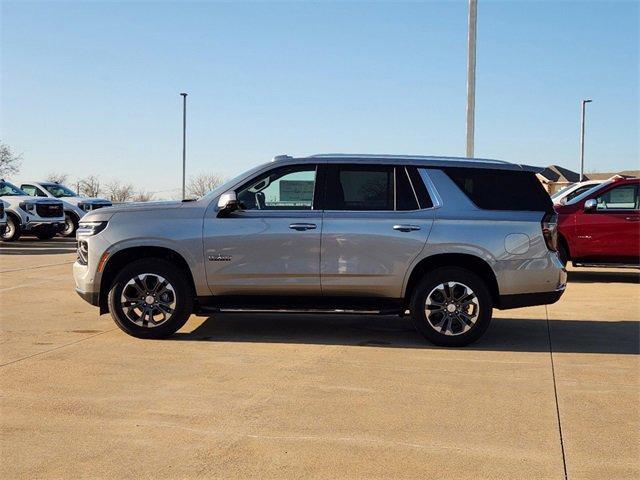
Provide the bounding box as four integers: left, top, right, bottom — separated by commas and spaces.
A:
74, 154, 566, 346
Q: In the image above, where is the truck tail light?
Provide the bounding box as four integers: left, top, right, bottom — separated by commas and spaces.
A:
541, 212, 558, 252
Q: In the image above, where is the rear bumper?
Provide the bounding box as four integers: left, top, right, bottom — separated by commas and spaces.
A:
497, 289, 564, 310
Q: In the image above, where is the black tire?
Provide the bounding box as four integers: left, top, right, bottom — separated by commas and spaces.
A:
60, 212, 78, 237
35, 231, 56, 240
557, 242, 569, 267
1, 215, 21, 242
410, 267, 493, 347
107, 258, 194, 339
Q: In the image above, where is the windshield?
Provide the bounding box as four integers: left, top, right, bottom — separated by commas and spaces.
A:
565, 181, 612, 206
43, 184, 78, 197
551, 184, 575, 200
0, 181, 28, 196
200, 162, 271, 200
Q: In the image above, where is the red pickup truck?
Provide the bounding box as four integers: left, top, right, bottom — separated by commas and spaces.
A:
555, 177, 639, 267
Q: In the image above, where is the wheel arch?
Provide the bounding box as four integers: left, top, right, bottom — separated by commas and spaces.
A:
403, 253, 500, 308
65, 209, 81, 223
99, 246, 196, 315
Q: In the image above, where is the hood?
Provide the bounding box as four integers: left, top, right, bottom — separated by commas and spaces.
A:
62, 196, 111, 207
83, 200, 184, 218
0, 195, 63, 204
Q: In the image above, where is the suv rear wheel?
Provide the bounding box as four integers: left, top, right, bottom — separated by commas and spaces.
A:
410, 267, 492, 347
107, 258, 194, 339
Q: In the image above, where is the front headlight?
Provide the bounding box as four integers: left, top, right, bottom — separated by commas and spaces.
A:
19, 202, 36, 213
77, 220, 108, 236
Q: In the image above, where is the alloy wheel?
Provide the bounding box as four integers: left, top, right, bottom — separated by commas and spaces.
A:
424, 281, 480, 336
120, 273, 177, 328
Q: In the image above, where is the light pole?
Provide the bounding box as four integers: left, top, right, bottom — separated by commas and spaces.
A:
579, 99, 592, 182
466, 0, 478, 158
180, 92, 188, 199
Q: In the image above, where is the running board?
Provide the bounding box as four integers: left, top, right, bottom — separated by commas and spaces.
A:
195, 295, 405, 316
573, 262, 640, 269
199, 307, 401, 315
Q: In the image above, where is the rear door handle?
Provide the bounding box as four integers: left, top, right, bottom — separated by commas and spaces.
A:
625, 216, 640, 221
393, 224, 421, 232
289, 223, 317, 231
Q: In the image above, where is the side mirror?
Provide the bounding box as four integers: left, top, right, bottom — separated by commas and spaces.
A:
584, 199, 597, 212
217, 191, 241, 217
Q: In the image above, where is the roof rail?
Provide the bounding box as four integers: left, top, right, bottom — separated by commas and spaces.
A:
308, 153, 510, 164
272, 154, 293, 162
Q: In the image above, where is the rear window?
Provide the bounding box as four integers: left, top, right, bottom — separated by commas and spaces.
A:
444, 167, 552, 212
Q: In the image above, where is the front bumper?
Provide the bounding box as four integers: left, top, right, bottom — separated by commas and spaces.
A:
76, 288, 100, 306
23, 221, 65, 233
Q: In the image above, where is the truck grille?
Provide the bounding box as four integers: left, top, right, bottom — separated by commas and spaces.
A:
36, 203, 63, 218
0, 202, 4, 217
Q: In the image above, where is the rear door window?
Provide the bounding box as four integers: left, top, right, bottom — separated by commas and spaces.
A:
324, 164, 434, 211
325, 165, 394, 211
443, 167, 553, 211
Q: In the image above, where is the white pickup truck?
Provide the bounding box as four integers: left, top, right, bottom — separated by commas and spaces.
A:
0, 180, 65, 241
21, 182, 112, 237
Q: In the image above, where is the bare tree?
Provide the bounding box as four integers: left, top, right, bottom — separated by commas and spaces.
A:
187, 173, 224, 198
0, 142, 22, 177
132, 190, 154, 202
105, 180, 134, 203
78, 175, 102, 197
46, 172, 69, 184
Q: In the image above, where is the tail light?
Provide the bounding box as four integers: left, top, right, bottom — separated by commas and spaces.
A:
541, 212, 558, 252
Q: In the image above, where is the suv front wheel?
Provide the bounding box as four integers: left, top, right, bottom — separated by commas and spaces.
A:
107, 258, 194, 338
410, 267, 492, 347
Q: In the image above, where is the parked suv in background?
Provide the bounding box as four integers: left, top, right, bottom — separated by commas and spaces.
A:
556, 177, 639, 267
74, 154, 566, 347
21, 181, 112, 237
0, 180, 65, 241
551, 180, 602, 205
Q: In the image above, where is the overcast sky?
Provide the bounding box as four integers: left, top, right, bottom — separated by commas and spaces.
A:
2, 1, 638, 197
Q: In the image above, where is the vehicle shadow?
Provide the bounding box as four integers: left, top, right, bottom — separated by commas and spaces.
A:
172, 313, 639, 355
568, 269, 639, 284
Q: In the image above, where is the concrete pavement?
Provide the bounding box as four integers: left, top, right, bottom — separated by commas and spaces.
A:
0, 239, 638, 479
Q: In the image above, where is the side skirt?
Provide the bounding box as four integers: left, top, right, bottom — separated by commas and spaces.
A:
194, 295, 404, 316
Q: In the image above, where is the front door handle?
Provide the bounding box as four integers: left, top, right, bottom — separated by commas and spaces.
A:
393, 224, 421, 232
289, 223, 317, 231
625, 216, 640, 222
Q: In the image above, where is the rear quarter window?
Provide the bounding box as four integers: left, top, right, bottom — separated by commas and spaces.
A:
444, 167, 552, 212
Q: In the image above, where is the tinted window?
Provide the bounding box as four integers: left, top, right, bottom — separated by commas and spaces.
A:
396, 167, 419, 211
21, 185, 38, 196
596, 184, 638, 211
236, 165, 316, 210
410, 167, 434, 209
565, 185, 595, 202
444, 167, 553, 212
326, 165, 394, 210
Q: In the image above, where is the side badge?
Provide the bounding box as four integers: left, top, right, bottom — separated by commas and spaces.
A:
209, 253, 232, 262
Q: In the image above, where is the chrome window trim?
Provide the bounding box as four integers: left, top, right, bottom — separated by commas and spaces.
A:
404, 166, 422, 210
418, 168, 443, 209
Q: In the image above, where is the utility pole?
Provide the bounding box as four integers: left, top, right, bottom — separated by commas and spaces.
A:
579, 99, 592, 182
180, 92, 188, 199
466, 0, 478, 158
